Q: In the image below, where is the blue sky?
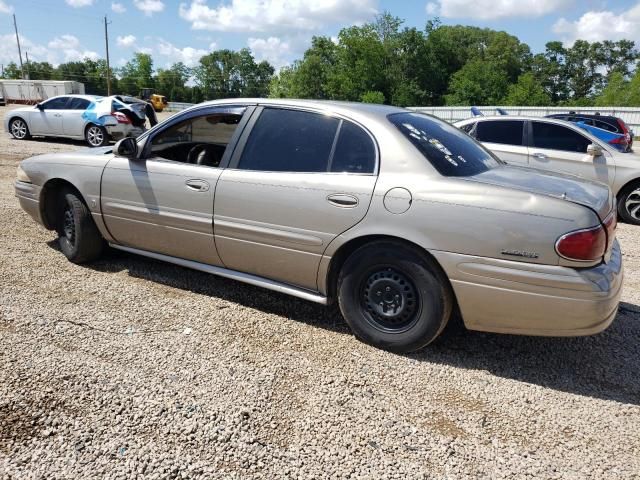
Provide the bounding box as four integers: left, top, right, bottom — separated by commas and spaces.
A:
1, 0, 639, 72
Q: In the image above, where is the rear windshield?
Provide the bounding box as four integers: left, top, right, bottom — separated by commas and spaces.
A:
389, 112, 502, 177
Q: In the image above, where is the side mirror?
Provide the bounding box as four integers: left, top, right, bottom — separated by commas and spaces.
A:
36, 103, 44, 111
114, 137, 138, 158
587, 143, 603, 157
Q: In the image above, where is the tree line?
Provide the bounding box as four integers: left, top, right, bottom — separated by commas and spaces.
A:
2, 13, 640, 107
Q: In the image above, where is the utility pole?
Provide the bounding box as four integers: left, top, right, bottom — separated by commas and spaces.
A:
25, 51, 30, 80
13, 14, 25, 80
104, 15, 111, 95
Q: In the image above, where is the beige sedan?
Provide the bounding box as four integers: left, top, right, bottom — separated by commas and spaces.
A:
15, 99, 623, 352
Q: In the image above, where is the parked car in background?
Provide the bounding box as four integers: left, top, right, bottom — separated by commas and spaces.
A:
5, 95, 147, 147
15, 100, 622, 352
455, 116, 640, 225
114, 95, 159, 127
546, 113, 633, 153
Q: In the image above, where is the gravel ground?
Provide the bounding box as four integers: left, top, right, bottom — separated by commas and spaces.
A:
1, 104, 640, 479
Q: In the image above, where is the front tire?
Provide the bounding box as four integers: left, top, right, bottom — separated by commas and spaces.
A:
56, 189, 104, 263
617, 181, 640, 225
337, 241, 453, 353
85, 124, 109, 147
9, 118, 31, 140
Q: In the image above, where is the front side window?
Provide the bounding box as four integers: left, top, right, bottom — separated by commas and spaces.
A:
149, 107, 246, 167
532, 122, 592, 153
389, 112, 501, 177
239, 108, 340, 172
475, 120, 524, 146
41, 97, 69, 110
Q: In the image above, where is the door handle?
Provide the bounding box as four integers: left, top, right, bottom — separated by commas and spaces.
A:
532, 152, 547, 160
54, 114, 62, 117
327, 193, 359, 208
185, 179, 210, 192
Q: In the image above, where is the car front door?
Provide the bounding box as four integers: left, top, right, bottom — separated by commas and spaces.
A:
30, 96, 69, 135
62, 97, 91, 136
528, 121, 614, 185
214, 107, 378, 291
473, 119, 528, 166
100, 106, 251, 266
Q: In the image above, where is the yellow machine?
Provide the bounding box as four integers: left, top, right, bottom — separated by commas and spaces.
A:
139, 88, 168, 112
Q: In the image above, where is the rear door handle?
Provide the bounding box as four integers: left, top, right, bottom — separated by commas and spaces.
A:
185, 179, 210, 192
532, 152, 547, 160
327, 193, 358, 208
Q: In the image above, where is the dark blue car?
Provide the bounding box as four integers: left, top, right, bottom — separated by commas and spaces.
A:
546, 113, 633, 153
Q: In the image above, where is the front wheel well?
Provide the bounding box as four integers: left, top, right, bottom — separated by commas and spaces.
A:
325, 235, 453, 304
39, 179, 86, 230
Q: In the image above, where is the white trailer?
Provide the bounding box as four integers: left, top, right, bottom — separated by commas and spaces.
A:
0, 80, 85, 104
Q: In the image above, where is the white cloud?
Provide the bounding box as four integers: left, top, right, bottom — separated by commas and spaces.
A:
157, 39, 208, 67
427, 0, 572, 20
65, 0, 93, 7
208, 42, 217, 50
553, 4, 640, 45
179, 0, 377, 33
116, 34, 137, 47
111, 2, 126, 13
0, 0, 13, 14
248, 36, 291, 70
136, 46, 154, 55
134, 0, 165, 16
48, 34, 80, 50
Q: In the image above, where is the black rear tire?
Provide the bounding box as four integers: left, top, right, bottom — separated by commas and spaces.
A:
617, 181, 640, 226
337, 241, 453, 353
56, 189, 104, 263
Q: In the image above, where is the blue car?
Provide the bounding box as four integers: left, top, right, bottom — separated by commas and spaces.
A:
546, 113, 633, 153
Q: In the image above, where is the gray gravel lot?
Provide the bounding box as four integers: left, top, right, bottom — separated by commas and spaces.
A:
1, 104, 639, 479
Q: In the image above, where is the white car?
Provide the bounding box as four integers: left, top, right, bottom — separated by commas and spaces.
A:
454, 116, 640, 225
4, 94, 146, 147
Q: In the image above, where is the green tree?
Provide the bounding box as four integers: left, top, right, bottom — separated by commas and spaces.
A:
361, 90, 385, 103
503, 73, 550, 106
156, 62, 192, 101
445, 59, 509, 105
119, 53, 154, 94
2, 62, 23, 79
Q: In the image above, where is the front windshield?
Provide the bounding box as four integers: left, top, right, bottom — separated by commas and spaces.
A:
389, 112, 502, 177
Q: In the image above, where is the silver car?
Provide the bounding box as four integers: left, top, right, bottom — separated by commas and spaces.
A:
454, 116, 640, 225
15, 99, 623, 352
5, 94, 146, 147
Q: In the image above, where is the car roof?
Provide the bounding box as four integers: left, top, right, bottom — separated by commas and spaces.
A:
547, 113, 618, 120
192, 98, 408, 120
45, 94, 100, 101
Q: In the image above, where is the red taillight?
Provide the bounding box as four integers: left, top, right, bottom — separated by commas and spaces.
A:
556, 224, 606, 261
112, 111, 131, 124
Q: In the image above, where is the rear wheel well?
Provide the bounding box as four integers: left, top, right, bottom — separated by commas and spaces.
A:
40, 179, 86, 230
325, 235, 453, 303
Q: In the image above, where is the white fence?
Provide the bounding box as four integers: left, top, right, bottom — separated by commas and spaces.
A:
408, 106, 640, 132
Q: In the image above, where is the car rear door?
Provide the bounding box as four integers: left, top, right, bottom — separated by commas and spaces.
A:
30, 96, 68, 135
528, 121, 615, 185
213, 106, 378, 291
473, 120, 528, 166
101, 105, 251, 266
62, 97, 91, 136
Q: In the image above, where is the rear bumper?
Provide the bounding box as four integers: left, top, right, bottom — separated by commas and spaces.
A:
106, 125, 145, 141
432, 240, 623, 336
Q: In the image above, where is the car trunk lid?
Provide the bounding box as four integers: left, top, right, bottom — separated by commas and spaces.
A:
468, 165, 613, 222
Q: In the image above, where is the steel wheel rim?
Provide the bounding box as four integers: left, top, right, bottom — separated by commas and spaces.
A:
626, 187, 640, 221
11, 120, 27, 139
63, 207, 75, 245
360, 267, 420, 333
87, 126, 103, 146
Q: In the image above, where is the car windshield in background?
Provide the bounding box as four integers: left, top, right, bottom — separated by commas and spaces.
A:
389, 112, 501, 177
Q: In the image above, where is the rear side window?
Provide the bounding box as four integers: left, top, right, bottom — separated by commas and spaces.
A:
389, 112, 501, 177
594, 120, 618, 132
330, 121, 376, 173
475, 120, 524, 146
459, 122, 475, 134
68, 98, 90, 110
532, 122, 592, 153
239, 108, 339, 172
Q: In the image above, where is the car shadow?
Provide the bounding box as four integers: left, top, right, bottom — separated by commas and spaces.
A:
49, 242, 640, 406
